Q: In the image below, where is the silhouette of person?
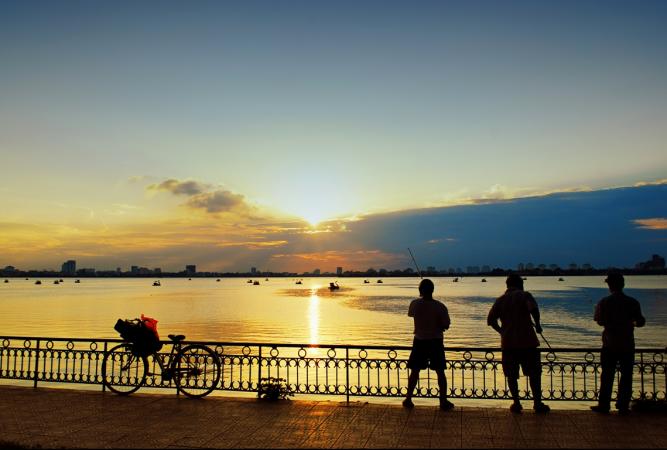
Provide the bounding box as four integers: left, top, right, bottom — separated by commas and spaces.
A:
403, 279, 454, 410
487, 274, 550, 413
591, 270, 645, 415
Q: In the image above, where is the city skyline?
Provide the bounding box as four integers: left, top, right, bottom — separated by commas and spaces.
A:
1, 1, 666, 272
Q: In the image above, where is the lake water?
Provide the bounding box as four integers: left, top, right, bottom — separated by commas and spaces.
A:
1, 275, 665, 349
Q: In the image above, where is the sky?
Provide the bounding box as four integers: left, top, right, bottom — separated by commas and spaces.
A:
0, 1, 666, 272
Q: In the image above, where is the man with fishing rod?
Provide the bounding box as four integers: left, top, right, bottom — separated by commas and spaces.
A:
487, 273, 550, 413
403, 249, 455, 411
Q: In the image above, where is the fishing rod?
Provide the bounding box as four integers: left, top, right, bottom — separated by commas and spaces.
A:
407, 247, 423, 279
539, 331, 553, 350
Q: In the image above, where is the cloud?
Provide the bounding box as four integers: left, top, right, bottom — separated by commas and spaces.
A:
634, 179, 667, 187
185, 190, 248, 214
633, 218, 667, 230
147, 179, 208, 196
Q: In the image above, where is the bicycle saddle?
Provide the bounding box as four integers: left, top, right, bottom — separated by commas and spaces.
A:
168, 334, 186, 342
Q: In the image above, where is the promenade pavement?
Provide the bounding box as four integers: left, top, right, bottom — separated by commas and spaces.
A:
0, 385, 664, 449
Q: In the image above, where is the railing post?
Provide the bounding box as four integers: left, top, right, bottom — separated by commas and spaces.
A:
102, 342, 107, 392
345, 348, 350, 405
33, 339, 40, 388
257, 345, 262, 398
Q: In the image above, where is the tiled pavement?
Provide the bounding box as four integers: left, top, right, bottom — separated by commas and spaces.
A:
0, 386, 664, 448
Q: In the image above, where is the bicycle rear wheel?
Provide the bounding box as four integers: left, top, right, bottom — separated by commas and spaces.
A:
102, 343, 147, 395
173, 344, 221, 398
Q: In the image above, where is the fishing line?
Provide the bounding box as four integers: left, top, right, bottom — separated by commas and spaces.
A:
407, 247, 423, 279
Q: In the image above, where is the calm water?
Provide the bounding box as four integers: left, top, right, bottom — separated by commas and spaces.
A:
1, 276, 666, 349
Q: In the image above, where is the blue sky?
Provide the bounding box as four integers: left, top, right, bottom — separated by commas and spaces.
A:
0, 1, 665, 271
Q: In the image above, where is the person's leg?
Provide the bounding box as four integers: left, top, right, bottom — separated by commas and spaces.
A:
503, 350, 522, 412
404, 368, 421, 407
594, 349, 616, 412
527, 349, 549, 412
616, 351, 635, 412
436, 369, 454, 410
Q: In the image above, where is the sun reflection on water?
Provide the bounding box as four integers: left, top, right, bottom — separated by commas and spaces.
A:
308, 285, 320, 355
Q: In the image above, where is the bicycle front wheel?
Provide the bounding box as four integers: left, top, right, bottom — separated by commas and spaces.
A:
102, 343, 147, 395
173, 344, 221, 398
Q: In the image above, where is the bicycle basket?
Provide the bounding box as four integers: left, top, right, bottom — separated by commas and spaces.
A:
114, 318, 163, 356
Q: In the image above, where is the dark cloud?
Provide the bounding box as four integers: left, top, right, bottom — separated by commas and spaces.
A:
185, 190, 248, 214
148, 179, 208, 196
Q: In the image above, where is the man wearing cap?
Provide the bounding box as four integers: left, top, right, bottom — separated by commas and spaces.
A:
403, 278, 454, 411
591, 271, 646, 414
487, 274, 550, 413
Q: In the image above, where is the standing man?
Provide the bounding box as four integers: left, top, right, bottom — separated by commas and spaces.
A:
403, 279, 454, 411
591, 270, 645, 415
487, 274, 550, 413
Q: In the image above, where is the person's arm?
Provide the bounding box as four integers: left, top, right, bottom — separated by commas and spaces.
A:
441, 305, 451, 331
487, 303, 502, 334
594, 301, 604, 326
527, 293, 543, 334
408, 300, 415, 317
633, 300, 646, 328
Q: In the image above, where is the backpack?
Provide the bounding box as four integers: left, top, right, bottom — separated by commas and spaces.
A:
114, 316, 163, 356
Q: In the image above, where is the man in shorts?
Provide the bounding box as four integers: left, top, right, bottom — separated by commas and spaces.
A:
487, 274, 550, 413
591, 270, 645, 415
403, 278, 454, 411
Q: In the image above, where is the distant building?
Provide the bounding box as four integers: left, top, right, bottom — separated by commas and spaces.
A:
481, 265, 491, 273
336, 267, 343, 276
185, 265, 196, 275
313, 268, 321, 275
582, 263, 592, 270
569, 263, 578, 270
466, 266, 480, 274
131, 266, 139, 275
549, 264, 559, 271
3, 265, 17, 273
154, 268, 161, 274
116, 267, 122, 274
636, 254, 665, 270
251, 267, 257, 275
61, 260, 76, 275
517, 263, 525, 271
78, 268, 95, 275
538, 264, 546, 270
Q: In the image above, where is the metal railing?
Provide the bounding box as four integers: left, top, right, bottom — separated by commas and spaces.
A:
0, 336, 664, 402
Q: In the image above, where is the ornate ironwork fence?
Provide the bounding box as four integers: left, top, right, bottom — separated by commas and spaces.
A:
0, 336, 664, 402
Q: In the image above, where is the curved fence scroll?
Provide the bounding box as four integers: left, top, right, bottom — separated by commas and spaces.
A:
0, 336, 664, 403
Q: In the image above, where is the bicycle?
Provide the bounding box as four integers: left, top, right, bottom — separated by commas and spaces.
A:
102, 327, 221, 398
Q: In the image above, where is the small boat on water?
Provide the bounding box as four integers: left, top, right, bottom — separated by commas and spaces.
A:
329, 282, 340, 291
54, 280, 59, 285
558, 277, 565, 281
265, 278, 269, 281
216, 279, 221, 282
253, 281, 260, 285
481, 278, 487, 282
59, 279, 64, 282
453, 277, 459, 282
247, 279, 253, 284
377, 279, 383, 283
4, 279, 8, 283
75, 279, 81, 283
295, 280, 302, 285
364, 280, 370, 284
153, 281, 161, 286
